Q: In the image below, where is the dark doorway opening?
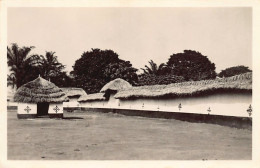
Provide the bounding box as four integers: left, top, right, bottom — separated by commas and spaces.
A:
37, 102, 49, 116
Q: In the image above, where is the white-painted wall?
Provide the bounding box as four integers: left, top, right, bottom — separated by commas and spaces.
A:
79, 92, 252, 117
80, 101, 108, 108
17, 103, 37, 114
63, 97, 80, 107
18, 103, 63, 114
107, 93, 120, 108
8, 101, 18, 107
117, 93, 252, 117
48, 103, 63, 114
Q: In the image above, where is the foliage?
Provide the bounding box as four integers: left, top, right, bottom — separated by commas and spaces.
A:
38, 51, 65, 80
7, 43, 41, 88
138, 60, 176, 86
141, 60, 167, 76
218, 65, 252, 78
104, 61, 138, 83
166, 50, 217, 81
7, 73, 16, 89
137, 74, 185, 86
7, 44, 71, 88
72, 48, 138, 94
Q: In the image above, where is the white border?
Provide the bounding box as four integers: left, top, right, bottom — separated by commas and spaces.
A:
1, 0, 260, 168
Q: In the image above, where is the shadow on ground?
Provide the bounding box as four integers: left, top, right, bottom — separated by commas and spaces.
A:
62, 116, 84, 120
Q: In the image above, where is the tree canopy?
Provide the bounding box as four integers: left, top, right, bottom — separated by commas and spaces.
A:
138, 60, 184, 86
9, 44, 251, 91
7, 43, 40, 88
218, 65, 252, 77
141, 60, 167, 76
72, 48, 138, 93
7, 44, 70, 88
38, 51, 65, 80
166, 50, 217, 81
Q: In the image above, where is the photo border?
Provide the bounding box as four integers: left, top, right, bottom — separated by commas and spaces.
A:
1, 0, 260, 168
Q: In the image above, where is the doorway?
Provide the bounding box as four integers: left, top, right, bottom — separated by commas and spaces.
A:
37, 102, 49, 116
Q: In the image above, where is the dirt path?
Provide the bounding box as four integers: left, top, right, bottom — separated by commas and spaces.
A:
8, 110, 252, 160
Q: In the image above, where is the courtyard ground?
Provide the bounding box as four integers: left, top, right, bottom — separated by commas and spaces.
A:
7, 110, 252, 160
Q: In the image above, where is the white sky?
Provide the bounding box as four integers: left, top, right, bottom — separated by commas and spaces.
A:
8, 7, 252, 73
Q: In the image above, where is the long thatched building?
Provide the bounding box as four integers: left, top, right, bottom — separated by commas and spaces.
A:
61, 87, 87, 108
14, 76, 68, 119
114, 72, 252, 117
100, 78, 132, 108
79, 78, 132, 108
78, 73, 252, 128
78, 92, 107, 108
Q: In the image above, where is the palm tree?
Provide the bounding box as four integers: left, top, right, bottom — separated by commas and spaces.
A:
39, 51, 65, 80
141, 60, 166, 76
7, 73, 16, 89
7, 43, 40, 88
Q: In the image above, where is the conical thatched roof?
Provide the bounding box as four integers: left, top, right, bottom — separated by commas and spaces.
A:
114, 72, 252, 99
100, 78, 132, 92
14, 76, 69, 103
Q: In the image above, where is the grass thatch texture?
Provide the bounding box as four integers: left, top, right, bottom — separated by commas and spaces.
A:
61, 87, 87, 98
100, 78, 132, 92
78, 93, 106, 102
114, 72, 252, 99
14, 77, 69, 103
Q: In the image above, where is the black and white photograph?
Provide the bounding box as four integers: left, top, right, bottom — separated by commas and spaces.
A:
1, 0, 260, 168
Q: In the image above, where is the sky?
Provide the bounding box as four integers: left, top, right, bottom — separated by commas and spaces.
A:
7, 7, 252, 74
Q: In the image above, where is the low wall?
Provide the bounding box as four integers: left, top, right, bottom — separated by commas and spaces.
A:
16, 102, 63, 119
79, 101, 108, 108
81, 107, 252, 130
7, 106, 18, 110
118, 93, 252, 117
17, 114, 37, 119
78, 92, 252, 117
63, 107, 81, 111
17, 103, 37, 115
63, 98, 80, 108
48, 103, 63, 114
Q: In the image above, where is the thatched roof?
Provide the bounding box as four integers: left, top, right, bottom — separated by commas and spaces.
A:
61, 87, 87, 98
100, 78, 132, 92
14, 76, 69, 103
114, 72, 252, 99
78, 93, 106, 102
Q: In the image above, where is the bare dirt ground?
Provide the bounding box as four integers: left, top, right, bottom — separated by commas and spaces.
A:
7, 110, 252, 160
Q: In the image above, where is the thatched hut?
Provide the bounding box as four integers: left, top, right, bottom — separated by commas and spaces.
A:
14, 76, 68, 119
100, 78, 132, 108
114, 72, 252, 117
78, 93, 107, 108
61, 87, 87, 108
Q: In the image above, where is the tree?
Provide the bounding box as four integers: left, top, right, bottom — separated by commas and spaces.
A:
7, 43, 41, 88
49, 72, 74, 87
38, 51, 65, 80
218, 65, 252, 78
7, 73, 16, 88
104, 61, 138, 83
141, 60, 167, 76
166, 50, 217, 81
35, 51, 73, 87
72, 48, 138, 93
7, 44, 71, 88
138, 60, 183, 86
